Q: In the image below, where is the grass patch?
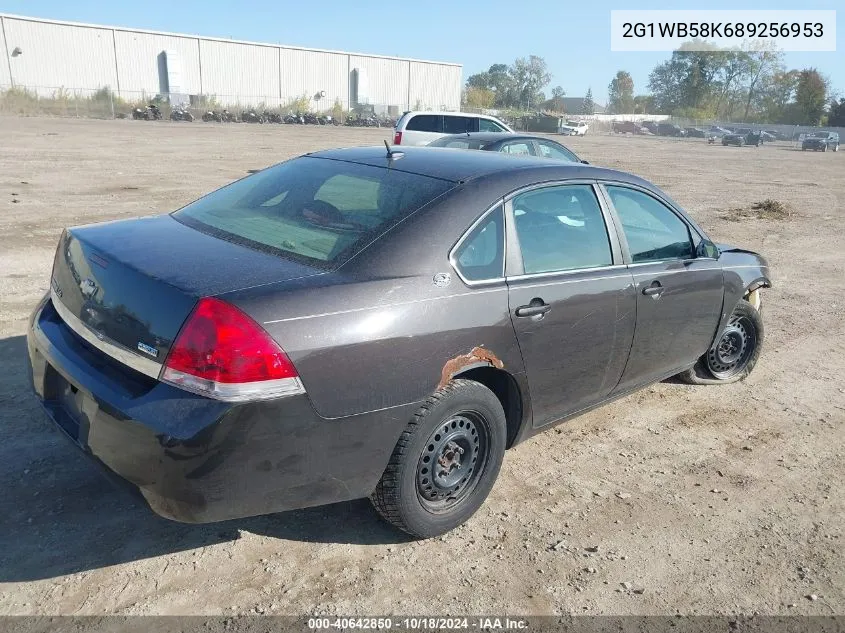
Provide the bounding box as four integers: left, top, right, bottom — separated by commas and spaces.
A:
721, 199, 794, 221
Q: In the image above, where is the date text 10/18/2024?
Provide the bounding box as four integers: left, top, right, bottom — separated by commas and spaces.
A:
307, 617, 529, 630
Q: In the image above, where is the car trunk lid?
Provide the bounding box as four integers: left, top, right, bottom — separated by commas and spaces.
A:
49, 214, 324, 374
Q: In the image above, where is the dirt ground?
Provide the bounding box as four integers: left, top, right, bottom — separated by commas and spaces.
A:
0, 117, 843, 617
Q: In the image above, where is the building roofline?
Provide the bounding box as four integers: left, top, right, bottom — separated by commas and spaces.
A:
0, 13, 463, 68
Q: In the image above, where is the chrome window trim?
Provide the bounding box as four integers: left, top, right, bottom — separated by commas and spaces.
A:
506, 263, 628, 282
50, 289, 163, 380
448, 201, 507, 287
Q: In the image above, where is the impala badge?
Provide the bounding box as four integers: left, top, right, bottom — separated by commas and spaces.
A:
137, 342, 158, 358
432, 272, 452, 288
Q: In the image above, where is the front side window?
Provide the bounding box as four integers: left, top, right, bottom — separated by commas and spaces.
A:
535, 140, 579, 162
511, 185, 612, 274
174, 157, 453, 266
605, 186, 693, 263
479, 118, 507, 132
453, 205, 504, 281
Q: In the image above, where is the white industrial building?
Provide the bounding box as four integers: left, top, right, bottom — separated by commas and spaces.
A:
0, 13, 462, 113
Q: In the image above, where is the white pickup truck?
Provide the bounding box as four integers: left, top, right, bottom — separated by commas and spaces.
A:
559, 120, 589, 136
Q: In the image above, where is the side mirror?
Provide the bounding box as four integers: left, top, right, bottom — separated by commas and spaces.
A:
697, 240, 720, 259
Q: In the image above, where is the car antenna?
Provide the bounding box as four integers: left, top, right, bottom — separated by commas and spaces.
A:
384, 139, 404, 160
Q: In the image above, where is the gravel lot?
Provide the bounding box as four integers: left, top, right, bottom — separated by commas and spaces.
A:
0, 117, 843, 617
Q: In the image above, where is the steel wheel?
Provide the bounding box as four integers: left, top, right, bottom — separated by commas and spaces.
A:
707, 313, 758, 379
416, 412, 489, 512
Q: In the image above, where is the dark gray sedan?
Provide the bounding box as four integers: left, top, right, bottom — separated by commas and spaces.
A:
428, 132, 584, 163
27, 147, 770, 538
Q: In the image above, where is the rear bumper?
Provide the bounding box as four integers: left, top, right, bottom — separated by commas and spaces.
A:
26, 295, 412, 523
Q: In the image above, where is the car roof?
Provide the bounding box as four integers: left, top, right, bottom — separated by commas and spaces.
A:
400, 110, 502, 119
306, 146, 645, 186
434, 132, 552, 143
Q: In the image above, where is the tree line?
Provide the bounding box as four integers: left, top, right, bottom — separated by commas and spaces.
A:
464, 45, 841, 126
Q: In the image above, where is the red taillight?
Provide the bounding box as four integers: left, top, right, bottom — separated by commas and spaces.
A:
393, 130, 402, 145
162, 297, 302, 401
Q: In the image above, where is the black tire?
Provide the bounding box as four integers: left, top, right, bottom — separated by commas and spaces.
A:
678, 299, 763, 385
370, 379, 507, 538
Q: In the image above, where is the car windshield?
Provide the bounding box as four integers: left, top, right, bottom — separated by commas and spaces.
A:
811, 132, 829, 138
173, 157, 454, 267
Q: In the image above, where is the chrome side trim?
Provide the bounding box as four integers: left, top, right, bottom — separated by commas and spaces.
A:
50, 289, 163, 380
161, 367, 305, 402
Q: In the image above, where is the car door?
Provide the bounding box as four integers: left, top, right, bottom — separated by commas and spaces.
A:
600, 184, 724, 392
505, 183, 637, 426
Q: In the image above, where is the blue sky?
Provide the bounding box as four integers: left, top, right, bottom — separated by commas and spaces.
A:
2, 0, 842, 104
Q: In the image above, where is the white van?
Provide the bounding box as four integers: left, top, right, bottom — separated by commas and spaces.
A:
393, 111, 514, 146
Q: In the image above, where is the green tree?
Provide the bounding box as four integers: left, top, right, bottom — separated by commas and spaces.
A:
633, 94, 654, 114
828, 98, 845, 127
648, 45, 724, 113
548, 85, 566, 112
607, 71, 634, 114
757, 69, 799, 123
794, 68, 828, 125
465, 86, 496, 108
739, 47, 783, 121
510, 55, 551, 109
581, 88, 595, 114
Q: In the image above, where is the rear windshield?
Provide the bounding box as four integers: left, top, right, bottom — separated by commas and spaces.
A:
173, 157, 454, 267
429, 138, 489, 150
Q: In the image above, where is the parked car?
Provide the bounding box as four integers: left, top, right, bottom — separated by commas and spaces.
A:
28, 146, 770, 538
393, 111, 513, 146
559, 120, 589, 136
657, 123, 686, 137
722, 129, 762, 147
683, 127, 706, 138
641, 121, 660, 134
759, 131, 777, 143
428, 133, 585, 163
707, 126, 732, 137
802, 131, 840, 152
612, 121, 652, 135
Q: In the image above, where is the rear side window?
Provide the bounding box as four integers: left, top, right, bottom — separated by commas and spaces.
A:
479, 118, 507, 132
406, 115, 442, 132
512, 185, 612, 274
443, 116, 479, 134
453, 205, 504, 281
174, 157, 454, 267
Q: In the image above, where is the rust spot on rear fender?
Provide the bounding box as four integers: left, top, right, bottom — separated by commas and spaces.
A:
439, 346, 504, 388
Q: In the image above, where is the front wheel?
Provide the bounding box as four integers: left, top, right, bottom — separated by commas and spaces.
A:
678, 299, 764, 385
370, 379, 506, 538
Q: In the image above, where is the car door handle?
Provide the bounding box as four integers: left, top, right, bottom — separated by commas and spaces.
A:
642, 281, 664, 297
515, 302, 551, 318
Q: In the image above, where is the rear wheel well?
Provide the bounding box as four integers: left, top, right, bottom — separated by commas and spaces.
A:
454, 367, 523, 448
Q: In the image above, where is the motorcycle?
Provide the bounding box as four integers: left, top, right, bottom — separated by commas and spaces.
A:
221, 109, 238, 123
264, 110, 283, 124
170, 105, 194, 122
202, 110, 223, 122
241, 109, 265, 124
284, 112, 305, 124
132, 104, 162, 121
303, 112, 320, 125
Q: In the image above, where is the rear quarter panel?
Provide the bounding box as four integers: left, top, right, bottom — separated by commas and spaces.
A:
222, 179, 533, 420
